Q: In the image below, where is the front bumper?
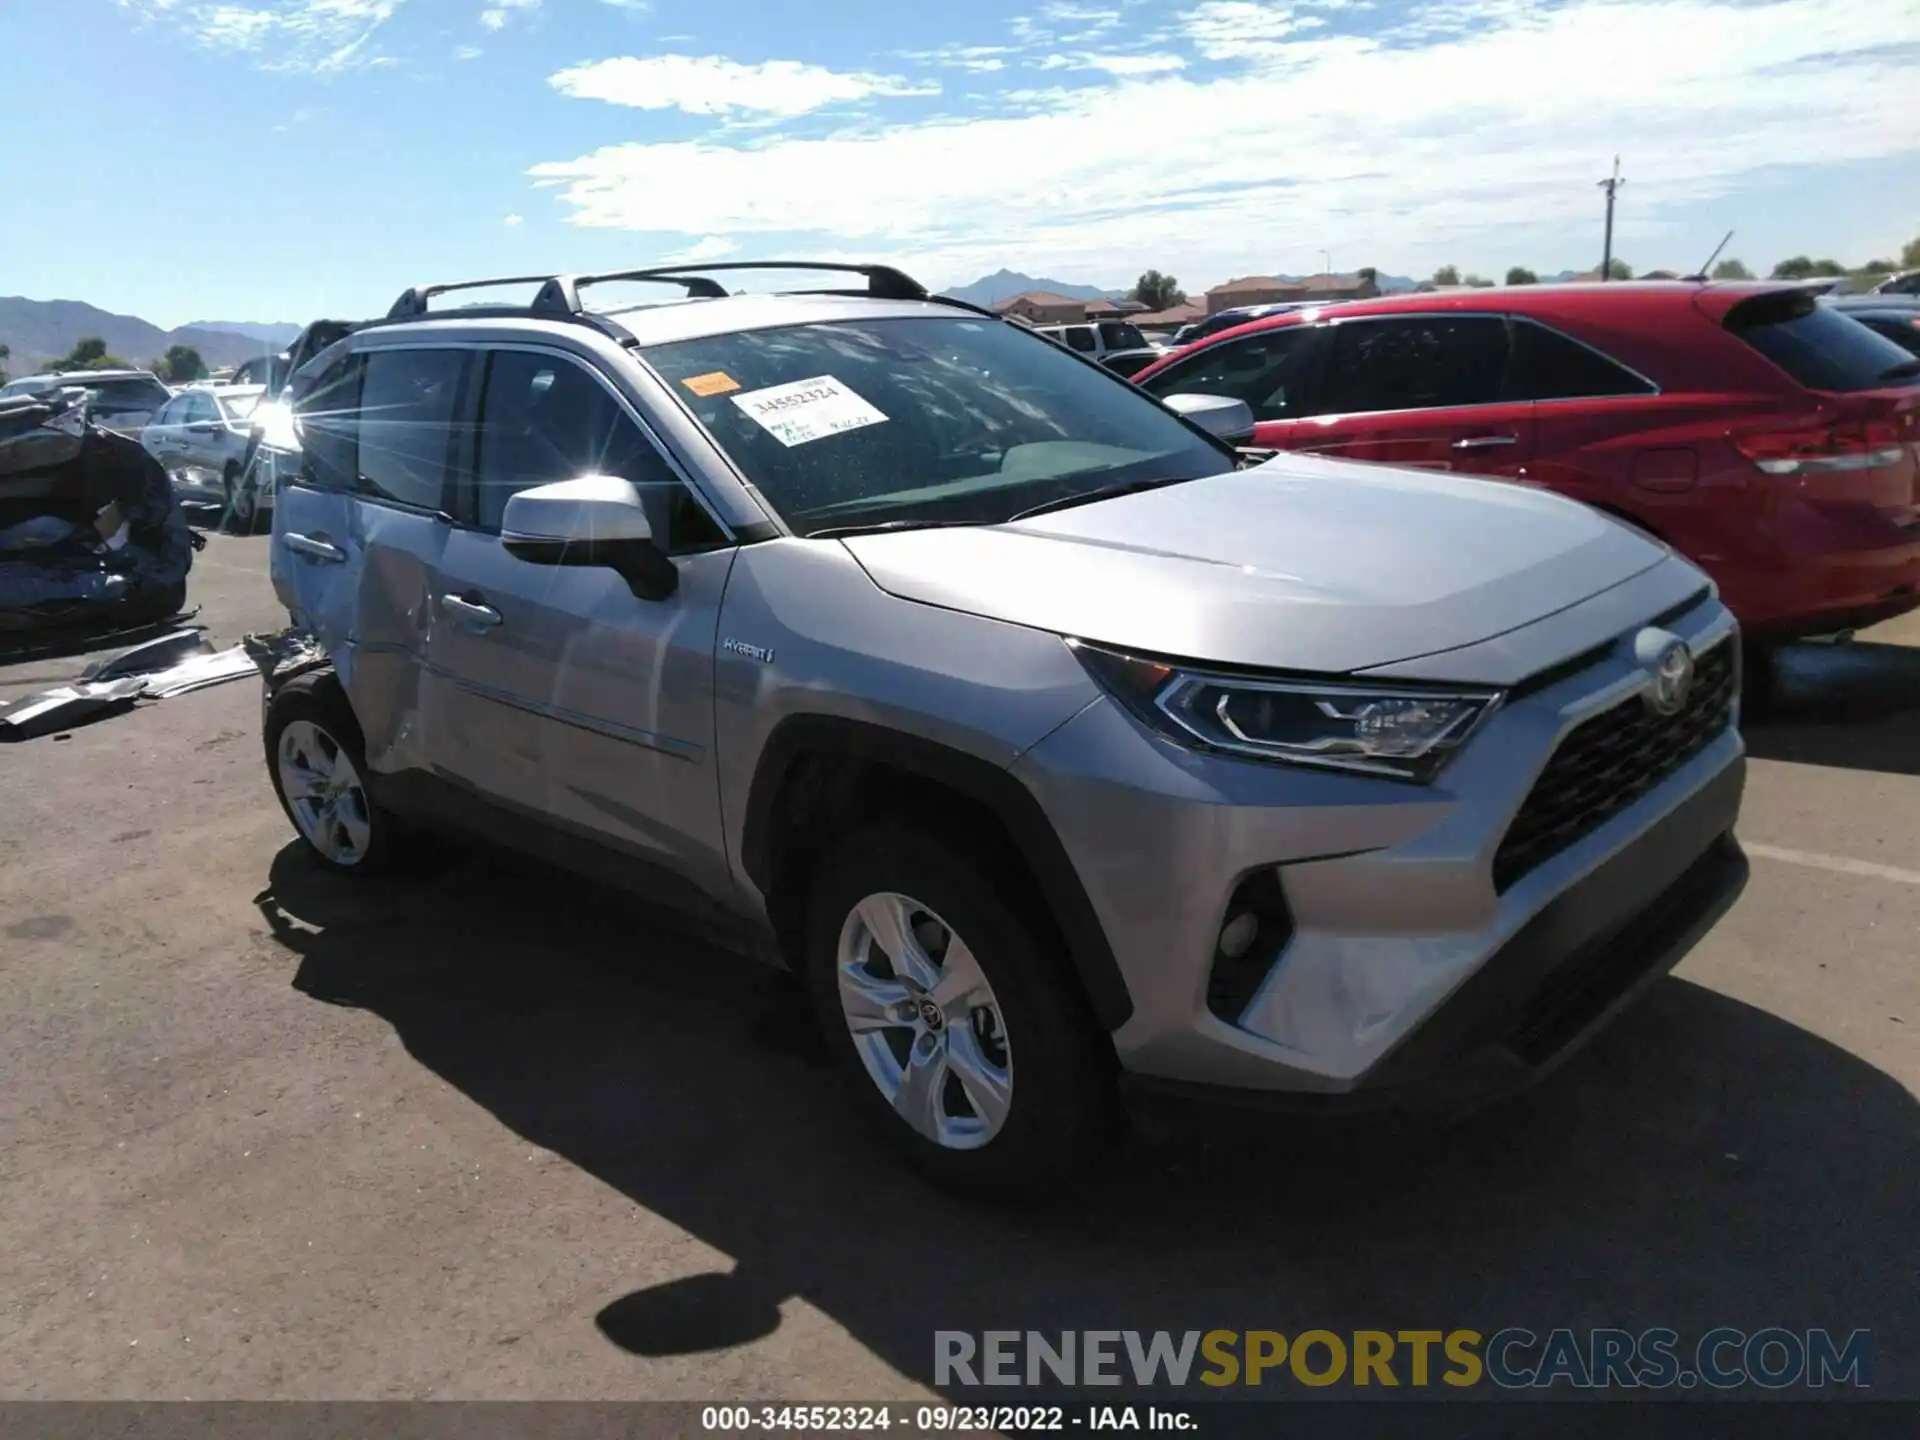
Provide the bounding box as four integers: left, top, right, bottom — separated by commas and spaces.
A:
1011, 590, 1746, 1099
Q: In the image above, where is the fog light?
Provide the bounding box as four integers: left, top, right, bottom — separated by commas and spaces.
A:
1218, 911, 1260, 959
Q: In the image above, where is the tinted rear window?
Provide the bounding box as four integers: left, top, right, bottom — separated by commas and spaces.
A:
1726, 292, 1919, 392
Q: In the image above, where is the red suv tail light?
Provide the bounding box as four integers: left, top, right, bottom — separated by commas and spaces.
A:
1732, 419, 1905, 476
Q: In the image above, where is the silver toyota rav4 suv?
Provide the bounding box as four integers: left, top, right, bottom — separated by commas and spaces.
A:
264, 262, 1749, 1191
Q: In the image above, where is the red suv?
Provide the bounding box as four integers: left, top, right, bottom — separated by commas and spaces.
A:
1132, 283, 1920, 641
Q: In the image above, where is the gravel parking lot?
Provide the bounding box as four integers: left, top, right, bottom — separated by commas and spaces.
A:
2, 529, 1916, 1400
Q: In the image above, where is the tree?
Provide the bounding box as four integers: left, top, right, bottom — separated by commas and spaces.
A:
1462, 274, 1494, 288
1505, 266, 1537, 285
0, 342, 9, 386
1432, 264, 1460, 286
1903, 236, 1920, 270
1711, 258, 1753, 280
1771, 255, 1816, 279
50, 336, 130, 371
157, 345, 207, 384
1357, 265, 1378, 287
1860, 258, 1897, 275
1131, 270, 1185, 310
1606, 259, 1632, 280
1810, 258, 1846, 277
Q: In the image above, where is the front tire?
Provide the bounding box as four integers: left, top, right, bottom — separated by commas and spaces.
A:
264, 671, 403, 874
803, 826, 1117, 1192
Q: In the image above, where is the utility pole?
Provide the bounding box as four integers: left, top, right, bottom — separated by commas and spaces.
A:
1598, 156, 1625, 281
1320, 249, 1332, 277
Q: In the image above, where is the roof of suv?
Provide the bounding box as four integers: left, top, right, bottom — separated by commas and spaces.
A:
369, 292, 984, 351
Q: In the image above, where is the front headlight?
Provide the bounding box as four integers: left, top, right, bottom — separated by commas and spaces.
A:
1072, 641, 1502, 783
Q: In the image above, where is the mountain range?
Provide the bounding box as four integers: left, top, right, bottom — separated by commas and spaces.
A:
0, 297, 301, 375
937, 267, 1428, 307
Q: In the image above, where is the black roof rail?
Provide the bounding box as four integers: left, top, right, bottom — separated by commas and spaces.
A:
381, 260, 1002, 334
387, 274, 568, 320
608, 261, 930, 302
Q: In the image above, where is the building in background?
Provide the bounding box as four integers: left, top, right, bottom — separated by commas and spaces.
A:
1203, 272, 1380, 313
991, 291, 1089, 325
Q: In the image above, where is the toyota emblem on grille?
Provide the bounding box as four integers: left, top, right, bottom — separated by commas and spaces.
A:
1633, 627, 1695, 716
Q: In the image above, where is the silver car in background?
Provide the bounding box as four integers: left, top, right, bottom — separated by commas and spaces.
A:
0, 369, 174, 435
143, 383, 272, 530
261, 261, 1750, 1193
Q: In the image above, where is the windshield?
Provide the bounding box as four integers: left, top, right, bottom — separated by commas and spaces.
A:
641, 316, 1233, 533
1099, 322, 1149, 350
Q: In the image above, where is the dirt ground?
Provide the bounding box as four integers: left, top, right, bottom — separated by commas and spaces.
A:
1, 528, 1916, 1400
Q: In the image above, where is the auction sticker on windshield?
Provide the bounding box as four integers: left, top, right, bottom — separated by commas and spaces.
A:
730, 375, 888, 448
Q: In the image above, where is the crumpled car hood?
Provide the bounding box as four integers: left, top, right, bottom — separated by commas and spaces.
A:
840, 453, 1669, 674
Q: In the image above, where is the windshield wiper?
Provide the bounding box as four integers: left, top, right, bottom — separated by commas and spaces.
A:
1006, 476, 1195, 523
1876, 358, 1920, 382
806, 518, 980, 539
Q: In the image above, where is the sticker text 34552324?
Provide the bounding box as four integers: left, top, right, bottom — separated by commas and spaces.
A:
729, 375, 888, 448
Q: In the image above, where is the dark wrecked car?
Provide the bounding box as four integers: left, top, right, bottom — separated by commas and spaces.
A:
0, 388, 200, 635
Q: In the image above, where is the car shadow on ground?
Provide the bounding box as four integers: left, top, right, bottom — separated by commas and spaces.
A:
254, 840, 1920, 1398
1744, 641, 1920, 776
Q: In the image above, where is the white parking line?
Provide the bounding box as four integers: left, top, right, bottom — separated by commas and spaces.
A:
1745, 842, 1920, 887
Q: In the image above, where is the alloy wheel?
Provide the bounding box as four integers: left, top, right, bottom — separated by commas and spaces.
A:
836, 892, 1014, 1150
276, 720, 372, 865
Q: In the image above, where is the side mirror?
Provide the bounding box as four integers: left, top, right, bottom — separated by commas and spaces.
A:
1162, 393, 1257, 444
501, 474, 679, 601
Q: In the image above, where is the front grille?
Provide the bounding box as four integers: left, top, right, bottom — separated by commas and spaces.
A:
1493, 641, 1736, 892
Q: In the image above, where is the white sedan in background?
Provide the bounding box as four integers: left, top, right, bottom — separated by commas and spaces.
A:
141, 383, 273, 531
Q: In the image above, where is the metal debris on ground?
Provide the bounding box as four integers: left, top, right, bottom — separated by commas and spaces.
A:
1, 627, 271, 741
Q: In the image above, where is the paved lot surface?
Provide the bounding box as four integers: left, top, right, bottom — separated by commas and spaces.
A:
1, 530, 1916, 1400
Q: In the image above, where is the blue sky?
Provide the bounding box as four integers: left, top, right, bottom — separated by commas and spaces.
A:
3, 0, 1916, 327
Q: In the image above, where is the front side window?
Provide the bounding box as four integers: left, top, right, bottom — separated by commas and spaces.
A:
642, 316, 1233, 534
469, 350, 721, 552
1098, 322, 1148, 350
1140, 325, 1318, 420
355, 348, 467, 509
1320, 316, 1510, 414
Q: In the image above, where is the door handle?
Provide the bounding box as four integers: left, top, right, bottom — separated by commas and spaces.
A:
439, 594, 503, 628
1452, 434, 1518, 451
284, 533, 346, 563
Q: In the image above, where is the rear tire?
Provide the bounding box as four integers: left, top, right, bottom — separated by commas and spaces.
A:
802, 825, 1118, 1193
264, 671, 406, 875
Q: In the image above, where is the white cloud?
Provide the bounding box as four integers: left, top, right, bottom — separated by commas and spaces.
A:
504, 213, 524, 226
907, 44, 1016, 73
1178, 1, 1328, 59
1037, 51, 1187, 74
661, 235, 740, 264
479, 0, 539, 32
530, 0, 1920, 289
115, 0, 403, 72
455, 43, 482, 59
599, 0, 651, 8
550, 54, 940, 117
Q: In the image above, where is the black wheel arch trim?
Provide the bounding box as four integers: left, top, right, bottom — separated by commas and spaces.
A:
741, 714, 1135, 1031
